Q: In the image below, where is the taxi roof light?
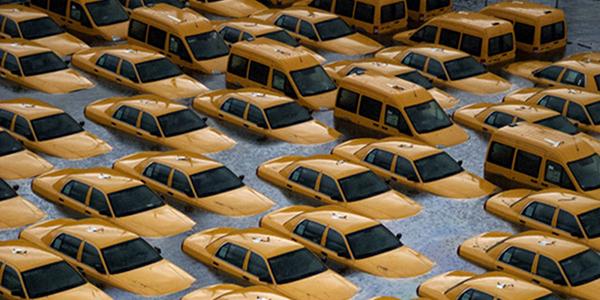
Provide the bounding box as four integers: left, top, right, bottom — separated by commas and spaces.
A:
543, 138, 563, 148
496, 282, 514, 289
87, 226, 105, 233
252, 236, 270, 243
98, 173, 112, 179
331, 212, 348, 219
11, 248, 27, 255
538, 240, 556, 246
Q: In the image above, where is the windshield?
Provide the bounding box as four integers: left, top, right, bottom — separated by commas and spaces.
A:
396, 71, 433, 89
186, 31, 229, 61
338, 171, 390, 202
290, 65, 336, 97
414, 152, 463, 182
144, 0, 185, 8
347, 225, 402, 259
586, 101, 600, 125
535, 115, 579, 135
108, 185, 164, 217
560, 250, 600, 286
259, 30, 300, 47
86, 0, 128, 26
19, 17, 64, 40
427, 0, 450, 10
22, 261, 86, 298
157, 109, 207, 137
19, 52, 67, 77
579, 207, 600, 239
265, 102, 312, 129
190, 166, 244, 198
0, 180, 17, 201
31, 113, 84, 142
268, 248, 327, 284
568, 154, 600, 191
315, 18, 354, 41
102, 238, 162, 274
405, 100, 453, 134
0, 131, 24, 156
444, 56, 487, 81
135, 58, 183, 83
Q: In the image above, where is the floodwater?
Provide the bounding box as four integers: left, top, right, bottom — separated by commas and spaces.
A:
0, 0, 599, 299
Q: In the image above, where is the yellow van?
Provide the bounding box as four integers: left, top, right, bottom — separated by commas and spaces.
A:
405, 0, 452, 23
480, 1, 566, 54
334, 71, 468, 147
226, 38, 337, 110
393, 11, 516, 65
29, 0, 129, 41
128, 4, 229, 74
485, 122, 600, 199
294, 0, 408, 34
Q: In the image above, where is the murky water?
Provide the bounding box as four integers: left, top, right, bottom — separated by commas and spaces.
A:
0, 0, 598, 299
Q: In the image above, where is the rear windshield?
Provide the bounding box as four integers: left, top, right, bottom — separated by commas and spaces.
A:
108, 185, 165, 217
157, 109, 207, 137
404, 99, 453, 133
534, 115, 579, 135
265, 102, 312, 129
488, 33, 514, 56
190, 166, 244, 198
22, 261, 86, 298
86, 0, 129, 26
135, 58, 183, 83
587, 101, 600, 125
0, 180, 16, 201
381, 1, 405, 23
396, 70, 433, 89
290, 65, 336, 97
19, 17, 64, 40
315, 18, 354, 41
185, 31, 229, 60
102, 238, 162, 274
541, 21, 565, 44
0, 131, 24, 156
444, 56, 487, 81
426, 0, 449, 11
579, 207, 600, 239
19, 52, 67, 77
338, 171, 390, 201
259, 30, 300, 47
31, 113, 84, 141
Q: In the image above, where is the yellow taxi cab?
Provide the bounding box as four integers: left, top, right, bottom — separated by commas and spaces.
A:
112, 150, 274, 216
29, 0, 129, 42
213, 19, 326, 63
393, 12, 515, 65
189, 0, 266, 18
260, 205, 434, 277
376, 45, 511, 94
484, 122, 600, 200
85, 95, 235, 154
31, 167, 196, 238
0, 5, 88, 57
324, 58, 459, 109
0, 128, 52, 179
182, 284, 290, 300
480, 1, 566, 54
0, 39, 93, 94
485, 188, 600, 251
453, 103, 580, 136
0, 98, 111, 159
20, 218, 195, 296
332, 137, 497, 199
416, 270, 558, 300
503, 87, 600, 134
334, 71, 469, 147
128, 4, 229, 74
193, 88, 340, 144
72, 45, 208, 101
0, 180, 45, 230
293, 0, 408, 35
405, 0, 452, 24
458, 230, 600, 300
257, 154, 421, 219
250, 7, 383, 55
0, 239, 112, 300
182, 227, 358, 300
227, 38, 337, 110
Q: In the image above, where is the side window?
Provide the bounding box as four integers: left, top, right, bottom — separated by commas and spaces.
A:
219, 27, 241, 43
484, 111, 514, 128
0, 109, 14, 129
3, 19, 19, 38
147, 26, 167, 49
309, 0, 333, 11
275, 15, 299, 32
128, 20, 148, 41
522, 201, 556, 225
514, 22, 535, 44
247, 104, 267, 128
385, 106, 412, 135
227, 54, 249, 77
172, 170, 194, 197
499, 247, 535, 272
143, 163, 171, 185
395, 156, 418, 181
401, 52, 426, 70
82, 243, 105, 274
534, 66, 563, 81
460, 34, 483, 57
567, 102, 590, 124
354, 2, 375, 23
561, 69, 585, 87
14, 116, 33, 141
128, 0, 142, 9
406, 0, 419, 11
410, 25, 437, 43
248, 61, 270, 85
458, 289, 493, 300
4, 53, 21, 76
326, 229, 350, 258
487, 142, 515, 169
49, 0, 68, 15
595, 75, 600, 92
538, 95, 566, 113
319, 174, 342, 200
247, 252, 271, 282
70, 3, 91, 28
364, 149, 394, 170
536, 255, 565, 283
119, 60, 138, 83
1, 266, 24, 298
439, 29, 460, 48
556, 209, 583, 237
545, 160, 575, 190
426, 59, 446, 80
61, 180, 90, 204
96, 54, 120, 73
169, 35, 192, 62
299, 20, 318, 40
216, 243, 247, 269
289, 167, 319, 189
335, 88, 360, 113
51, 234, 82, 259
358, 96, 382, 121
514, 150, 542, 178
220, 98, 247, 118
140, 112, 161, 136
294, 219, 325, 244
112, 106, 140, 126
272, 69, 296, 98
90, 188, 111, 216
335, 0, 355, 17
31, 0, 49, 8
241, 32, 253, 41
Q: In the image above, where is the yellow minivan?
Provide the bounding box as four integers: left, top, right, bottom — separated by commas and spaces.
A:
334, 71, 468, 147
393, 11, 516, 65
481, 1, 566, 54
294, 0, 408, 34
128, 4, 230, 74
226, 38, 337, 110
29, 0, 129, 41
405, 0, 452, 23
485, 122, 600, 200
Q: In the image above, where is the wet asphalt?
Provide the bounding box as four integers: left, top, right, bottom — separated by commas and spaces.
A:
0, 0, 599, 299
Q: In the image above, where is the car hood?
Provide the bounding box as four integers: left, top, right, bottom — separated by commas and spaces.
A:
96, 21, 129, 41
142, 75, 209, 100
353, 246, 434, 278
573, 279, 600, 300
450, 72, 512, 95
392, 29, 416, 44
194, 55, 229, 74
346, 190, 421, 220
33, 33, 89, 57
164, 127, 235, 154
200, 0, 267, 17
110, 259, 195, 297
589, 237, 600, 251
277, 270, 358, 300
269, 120, 340, 144
320, 33, 383, 56
298, 46, 326, 64
429, 87, 459, 110
41, 283, 112, 300
503, 87, 541, 103
199, 186, 274, 216
417, 123, 469, 148
0, 150, 53, 179
28, 69, 94, 94
504, 60, 552, 79
421, 171, 498, 199
115, 205, 195, 238
301, 88, 338, 111
582, 188, 600, 201
0, 196, 45, 229
37, 132, 111, 159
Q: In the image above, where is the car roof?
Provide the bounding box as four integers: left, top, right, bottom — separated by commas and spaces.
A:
365, 137, 442, 161
232, 38, 319, 68
279, 7, 337, 23
58, 218, 139, 249
458, 271, 552, 299
338, 59, 415, 76
0, 5, 48, 21
489, 104, 559, 122
554, 59, 600, 74
93, 45, 165, 64
223, 228, 303, 258
219, 88, 292, 108
431, 11, 512, 30
111, 95, 187, 116
299, 206, 379, 235
218, 19, 279, 35
63, 167, 142, 194
143, 151, 224, 175
0, 240, 62, 272
505, 231, 590, 261
406, 44, 470, 62
0, 38, 50, 57
482, 1, 564, 20
295, 155, 368, 179
526, 189, 600, 215
0, 98, 63, 120
132, 4, 211, 36
538, 88, 600, 105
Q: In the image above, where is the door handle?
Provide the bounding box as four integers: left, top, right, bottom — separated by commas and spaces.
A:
116, 78, 122, 82
110, 122, 117, 126
552, 231, 559, 236
84, 210, 92, 214
372, 123, 379, 127
212, 261, 219, 266
136, 131, 143, 136
519, 219, 526, 224
0, 71, 6, 78
321, 251, 327, 257
381, 126, 388, 130
286, 184, 292, 189
242, 275, 249, 280
93, 68, 99, 73
243, 124, 249, 128
541, 182, 549, 187
482, 127, 489, 132
390, 177, 397, 182
496, 265, 504, 270
67, 20, 73, 24
530, 179, 538, 184
167, 191, 174, 196
532, 279, 540, 284
58, 197, 65, 202
315, 195, 321, 200
218, 113, 224, 118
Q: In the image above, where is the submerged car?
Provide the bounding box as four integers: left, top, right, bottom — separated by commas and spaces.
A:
376, 44, 511, 94
0, 39, 94, 94
0, 180, 45, 230
182, 227, 358, 300
20, 218, 195, 296
0, 128, 52, 179
31, 167, 195, 238
0, 98, 111, 159
332, 137, 497, 199
85, 94, 235, 154
72, 45, 208, 100
182, 284, 290, 300
189, 0, 266, 17
257, 154, 421, 219
112, 150, 274, 216
193, 88, 340, 144
260, 205, 434, 277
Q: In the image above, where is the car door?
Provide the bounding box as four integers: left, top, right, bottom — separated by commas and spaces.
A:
244, 251, 274, 286
141, 162, 173, 196
1, 52, 25, 87
59, 180, 92, 214
510, 149, 543, 189
245, 104, 268, 134
218, 97, 248, 127
218, 26, 242, 45
554, 209, 586, 241
559, 69, 586, 90
0, 264, 26, 300
168, 168, 195, 201
68, 1, 95, 36
496, 246, 536, 279
291, 219, 326, 254
50, 233, 84, 266
322, 227, 351, 263
519, 201, 557, 231
274, 14, 300, 39
532, 65, 565, 87
88, 188, 114, 219
392, 154, 420, 190
316, 173, 344, 205
565, 101, 592, 127
94, 54, 122, 83
9, 115, 35, 149
47, 0, 70, 27
213, 242, 249, 280
361, 148, 395, 179
117, 59, 141, 90
287, 166, 320, 198
356, 95, 383, 130
533, 254, 570, 295
137, 112, 162, 142
480, 111, 515, 133
383, 105, 414, 138
78, 242, 107, 282
111, 105, 141, 135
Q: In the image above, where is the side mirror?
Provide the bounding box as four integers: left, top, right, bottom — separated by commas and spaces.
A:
238, 175, 245, 181
79, 121, 85, 127
12, 185, 19, 191
154, 246, 162, 254
457, 160, 463, 166
396, 233, 403, 240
